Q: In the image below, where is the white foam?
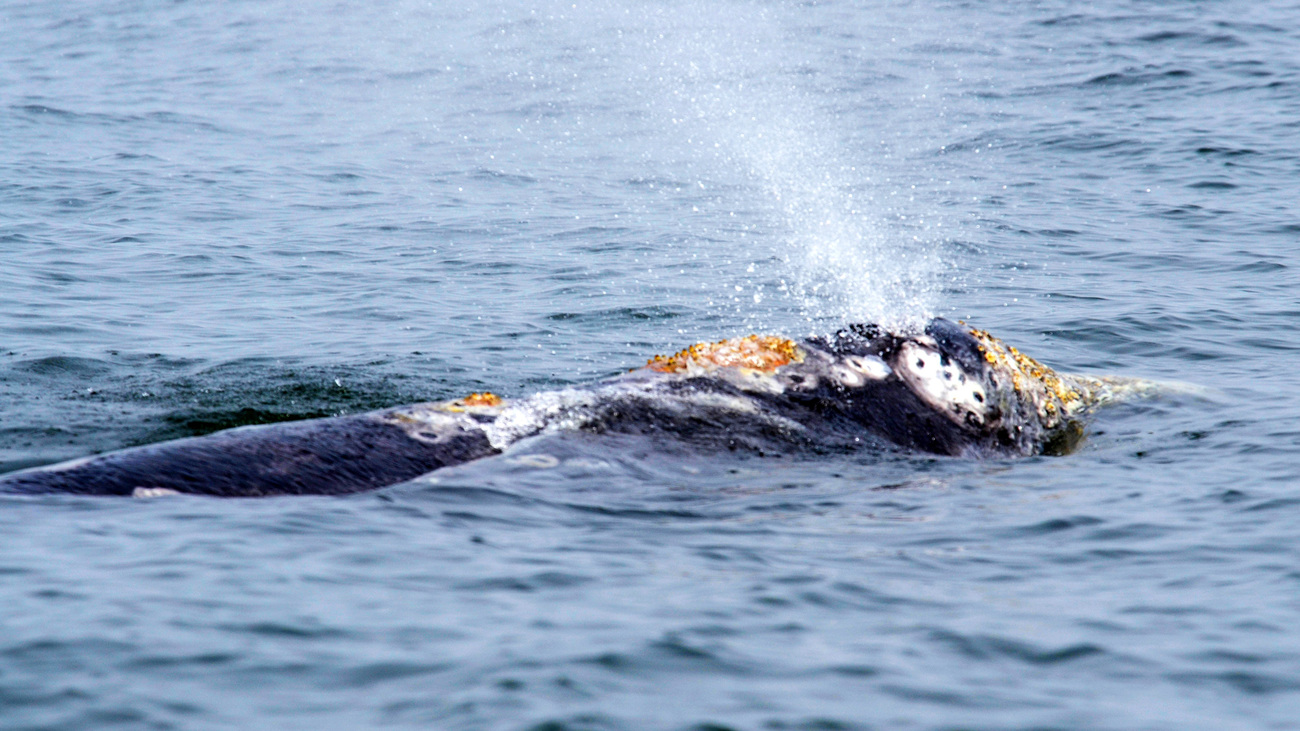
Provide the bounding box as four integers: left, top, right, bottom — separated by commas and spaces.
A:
132, 487, 181, 499
484, 388, 599, 451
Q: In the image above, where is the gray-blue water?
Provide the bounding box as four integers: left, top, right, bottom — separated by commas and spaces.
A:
3, 0, 1300, 728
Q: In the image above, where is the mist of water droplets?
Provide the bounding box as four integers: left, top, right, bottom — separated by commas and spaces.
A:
629, 2, 950, 333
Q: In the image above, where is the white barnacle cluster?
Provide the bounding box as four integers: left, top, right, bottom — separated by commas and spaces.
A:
833, 354, 892, 387
776, 348, 892, 392
894, 339, 991, 428
483, 388, 600, 451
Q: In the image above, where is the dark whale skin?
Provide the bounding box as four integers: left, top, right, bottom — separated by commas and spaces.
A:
785, 378, 979, 457
0, 413, 497, 497
747, 318, 986, 457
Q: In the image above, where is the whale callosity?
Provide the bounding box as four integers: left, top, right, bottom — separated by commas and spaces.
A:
645, 335, 805, 375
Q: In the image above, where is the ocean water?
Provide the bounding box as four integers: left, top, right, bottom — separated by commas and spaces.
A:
3, 0, 1300, 728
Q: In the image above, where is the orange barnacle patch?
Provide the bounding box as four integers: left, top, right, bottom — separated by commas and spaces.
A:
645, 335, 805, 374
967, 326, 1083, 411
461, 392, 503, 407
436, 390, 506, 413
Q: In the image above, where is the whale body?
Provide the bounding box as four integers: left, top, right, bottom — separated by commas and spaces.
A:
0, 319, 1133, 497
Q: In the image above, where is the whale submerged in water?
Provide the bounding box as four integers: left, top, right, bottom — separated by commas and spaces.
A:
0, 318, 1149, 498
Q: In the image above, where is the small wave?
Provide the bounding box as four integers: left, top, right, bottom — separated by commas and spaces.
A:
14, 103, 78, 117
1188, 180, 1238, 190
1003, 514, 1104, 538
13, 356, 113, 377
546, 305, 686, 323
455, 571, 593, 592
1084, 67, 1194, 86
1135, 30, 1245, 47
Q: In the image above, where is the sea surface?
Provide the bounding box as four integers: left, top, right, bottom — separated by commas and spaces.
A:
3, 0, 1300, 728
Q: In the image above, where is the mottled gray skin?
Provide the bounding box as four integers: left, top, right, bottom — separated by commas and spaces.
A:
0, 410, 498, 497
0, 319, 1101, 497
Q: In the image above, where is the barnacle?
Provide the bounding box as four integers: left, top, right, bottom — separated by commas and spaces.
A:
967, 327, 1083, 420
461, 392, 504, 407
645, 335, 805, 374
438, 391, 505, 412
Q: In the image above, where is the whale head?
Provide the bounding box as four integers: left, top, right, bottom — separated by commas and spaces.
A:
797, 318, 1091, 456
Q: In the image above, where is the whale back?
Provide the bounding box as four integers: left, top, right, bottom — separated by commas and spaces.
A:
0, 319, 1138, 496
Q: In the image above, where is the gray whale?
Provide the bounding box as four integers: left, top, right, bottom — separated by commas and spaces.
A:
0, 319, 1131, 497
